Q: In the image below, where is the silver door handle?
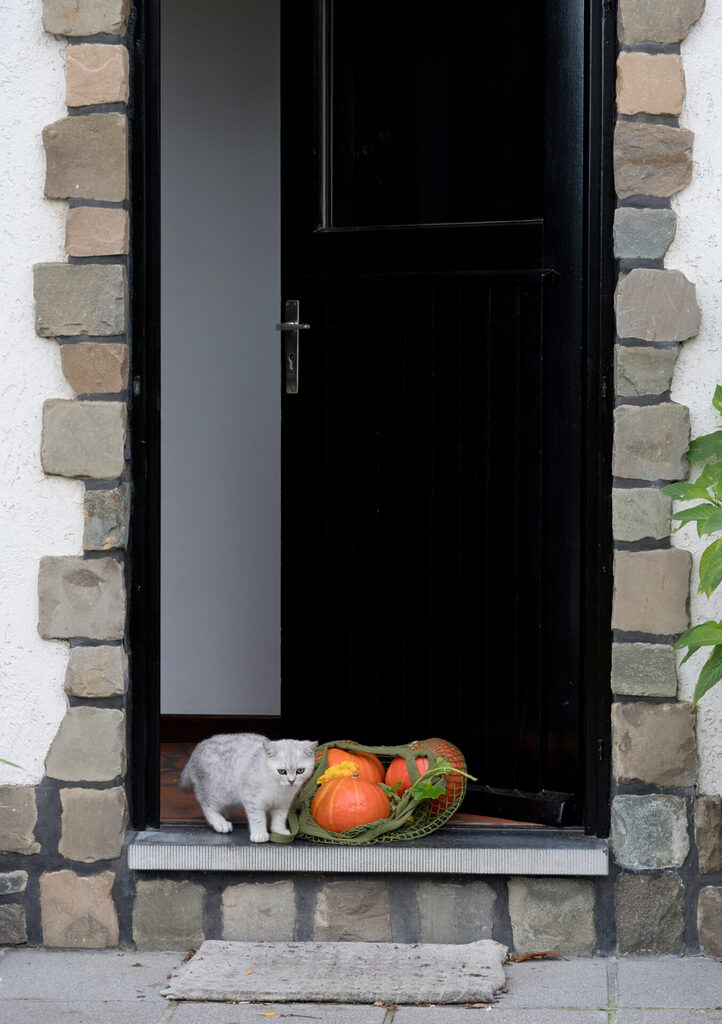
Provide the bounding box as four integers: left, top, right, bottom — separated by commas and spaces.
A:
277, 300, 309, 394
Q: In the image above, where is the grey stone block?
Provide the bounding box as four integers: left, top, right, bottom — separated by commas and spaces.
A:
43, 114, 127, 202
611, 642, 677, 697
64, 645, 128, 698
40, 869, 118, 948
38, 556, 126, 641
417, 880, 495, 943
133, 879, 204, 950
616, 873, 684, 954
0, 904, 27, 945
616, 270, 700, 343
612, 488, 672, 542
42, 0, 130, 36
618, 0, 705, 45
45, 708, 126, 782
59, 787, 128, 862
614, 123, 694, 199
694, 796, 722, 875
41, 400, 126, 479
612, 549, 691, 634
221, 880, 295, 941
615, 345, 677, 398
84, 484, 130, 550
613, 404, 690, 481
0, 787, 40, 855
313, 881, 392, 942
507, 878, 596, 956
612, 701, 696, 786
34, 262, 127, 337
0, 871, 28, 895
613, 207, 677, 259
611, 794, 689, 869
697, 886, 722, 957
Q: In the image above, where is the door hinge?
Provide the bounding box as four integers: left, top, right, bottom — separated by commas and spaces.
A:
597, 738, 605, 761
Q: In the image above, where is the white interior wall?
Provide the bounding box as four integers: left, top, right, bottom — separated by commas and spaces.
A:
668, 5, 722, 796
0, 11, 83, 785
161, 0, 281, 715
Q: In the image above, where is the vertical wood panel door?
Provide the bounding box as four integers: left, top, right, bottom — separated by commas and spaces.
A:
280, 1, 586, 819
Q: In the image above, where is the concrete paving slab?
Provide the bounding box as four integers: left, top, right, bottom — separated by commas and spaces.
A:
0, 949, 182, 1002
395, 1010, 607, 1023
500, 961, 608, 1008
163, 939, 507, 1005
172, 1002, 388, 1023
1, 1001, 172, 1024
616, 1013, 721, 1024
616, 957, 722, 1008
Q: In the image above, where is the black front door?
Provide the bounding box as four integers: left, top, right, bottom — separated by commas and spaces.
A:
280, 1, 589, 819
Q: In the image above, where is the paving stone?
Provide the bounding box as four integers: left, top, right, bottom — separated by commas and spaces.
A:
0, 871, 28, 896
0, 949, 183, 1000
38, 555, 126, 641
395, 1012, 606, 1024
40, 870, 118, 949
0, 787, 40, 855
133, 879, 204, 950
612, 488, 673, 542
616, 270, 700, 343
34, 263, 127, 337
221, 880, 295, 941
612, 701, 695, 786
45, 707, 126, 782
43, 0, 130, 36
615, 346, 677, 398
611, 642, 677, 696
697, 886, 722, 957
611, 794, 690, 870
313, 881, 392, 942
175, 1007, 388, 1024
613, 207, 677, 260
64, 645, 128, 698
60, 342, 128, 395
66, 44, 129, 106
84, 484, 130, 551
417, 880, 495, 943
613, 404, 690, 481
616, 873, 684, 954
614, 123, 694, 199
41, 400, 126, 479
617, 52, 685, 116
694, 796, 722, 874
616, 955, 722, 1008
59, 787, 128, 862
618, 0, 705, 45
507, 878, 596, 956
0, 904, 27, 945
612, 549, 691, 634
65, 206, 129, 257
43, 113, 127, 202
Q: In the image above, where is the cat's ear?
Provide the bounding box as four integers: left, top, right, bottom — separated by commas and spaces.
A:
263, 741, 275, 758
304, 741, 318, 756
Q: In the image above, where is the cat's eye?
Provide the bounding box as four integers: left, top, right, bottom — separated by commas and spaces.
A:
296, 768, 305, 774
277, 769, 287, 775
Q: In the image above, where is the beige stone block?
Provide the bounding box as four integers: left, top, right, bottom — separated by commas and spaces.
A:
41, 400, 126, 480
133, 879, 204, 950
66, 44, 129, 106
615, 345, 678, 398
43, 0, 129, 37
618, 0, 705, 45
615, 123, 693, 198
612, 701, 696, 786
612, 549, 691, 635
43, 114, 127, 202
0, 787, 40, 855
34, 263, 127, 337
313, 881, 392, 941
45, 708, 126, 782
59, 787, 128, 862
39, 556, 126, 641
65, 207, 129, 257
60, 343, 128, 395
695, 796, 722, 875
698, 887, 722, 957
507, 878, 596, 956
222, 881, 295, 941
617, 53, 685, 116
616, 270, 700, 343
64, 645, 128, 697
613, 404, 690, 481
40, 870, 118, 949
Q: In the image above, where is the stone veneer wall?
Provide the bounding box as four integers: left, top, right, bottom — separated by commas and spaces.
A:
0, 0, 720, 955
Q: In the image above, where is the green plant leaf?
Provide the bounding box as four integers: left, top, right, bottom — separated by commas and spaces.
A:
379, 782, 402, 804
0, 758, 22, 769
693, 644, 722, 706
698, 537, 722, 597
661, 482, 714, 502
699, 507, 722, 536
688, 431, 722, 462
669, 503, 718, 528
713, 385, 722, 417
410, 778, 447, 801
674, 620, 722, 651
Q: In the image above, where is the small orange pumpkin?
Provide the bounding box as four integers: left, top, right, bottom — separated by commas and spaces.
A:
384, 755, 429, 796
311, 776, 391, 832
410, 738, 467, 813
316, 746, 385, 784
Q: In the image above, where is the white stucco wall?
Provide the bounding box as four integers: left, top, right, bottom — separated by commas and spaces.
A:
0, 5, 83, 785
668, 4, 722, 797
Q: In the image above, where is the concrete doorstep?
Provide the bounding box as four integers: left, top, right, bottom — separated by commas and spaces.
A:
162, 939, 508, 1005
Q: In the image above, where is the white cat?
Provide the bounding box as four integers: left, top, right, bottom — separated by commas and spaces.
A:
179, 733, 317, 842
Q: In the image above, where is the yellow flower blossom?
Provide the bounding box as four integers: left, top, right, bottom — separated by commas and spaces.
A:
316, 760, 361, 785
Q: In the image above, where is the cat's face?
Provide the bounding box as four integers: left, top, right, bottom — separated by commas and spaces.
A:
264, 738, 317, 787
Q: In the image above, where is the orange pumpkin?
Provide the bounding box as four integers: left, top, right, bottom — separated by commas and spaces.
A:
410, 737, 467, 813
384, 755, 429, 796
311, 776, 391, 832
316, 746, 385, 784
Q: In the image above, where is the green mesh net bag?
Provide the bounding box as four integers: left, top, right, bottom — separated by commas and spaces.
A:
269, 738, 471, 845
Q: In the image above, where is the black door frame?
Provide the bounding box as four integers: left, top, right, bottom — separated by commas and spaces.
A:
129, 0, 615, 835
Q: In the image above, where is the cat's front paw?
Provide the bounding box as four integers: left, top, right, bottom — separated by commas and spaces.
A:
250, 828, 270, 843
273, 825, 291, 835
212, 819, 233, 834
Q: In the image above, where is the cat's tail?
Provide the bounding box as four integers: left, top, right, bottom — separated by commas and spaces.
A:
178, 762, 193, 791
